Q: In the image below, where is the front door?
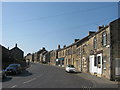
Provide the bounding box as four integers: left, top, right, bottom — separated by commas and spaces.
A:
97, 53, 102, 76
89, 55, 97, 74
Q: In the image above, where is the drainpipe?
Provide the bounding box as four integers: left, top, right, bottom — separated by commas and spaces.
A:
109, 25, 113, 80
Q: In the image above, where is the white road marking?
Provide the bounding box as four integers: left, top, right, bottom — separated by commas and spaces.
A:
11, 85, 17, 88
23, 78, 36, 84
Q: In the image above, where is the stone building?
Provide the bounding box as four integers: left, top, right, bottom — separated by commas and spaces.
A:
75, 18, 120, 80
32, 47, 47, 63
58, 45, 66, 67
33, 52, 38, 63
56, 18, 119, 81
25, 53, 34, 62
10, 44, 24, 62
50, 45, 61, 66
50, 50, 57, 65
1, 45, 10, 63
39, 50, 48, 63
1, 45, 10, 68
1, 44, 24, 68
43, 51, 51, 64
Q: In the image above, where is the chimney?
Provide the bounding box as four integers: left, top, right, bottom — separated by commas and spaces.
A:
58, 45, 60, 49
42, 47, 45, 50
8, 47, 9, 50
98, 25, 104, 31
63, 45, 66, 48
88, 31, 96, 35
15, 43, 17, 47
74, 39, 79, 42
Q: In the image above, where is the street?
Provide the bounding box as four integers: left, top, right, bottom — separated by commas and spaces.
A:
2, 63, 119, 88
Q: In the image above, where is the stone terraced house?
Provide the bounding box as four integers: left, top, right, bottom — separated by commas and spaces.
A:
58, 18, 120, 81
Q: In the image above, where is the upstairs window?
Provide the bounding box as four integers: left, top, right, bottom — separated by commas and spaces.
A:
102, 32, 107, 46
93, 37, 97, 49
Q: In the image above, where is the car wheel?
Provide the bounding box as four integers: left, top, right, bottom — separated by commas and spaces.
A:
14, 71, 17, 75
3, 73, 6, 79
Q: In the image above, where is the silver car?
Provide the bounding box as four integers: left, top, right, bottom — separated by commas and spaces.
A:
65, 65, 76, 73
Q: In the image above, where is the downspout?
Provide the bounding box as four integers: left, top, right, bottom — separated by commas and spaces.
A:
109, 24, 113, 80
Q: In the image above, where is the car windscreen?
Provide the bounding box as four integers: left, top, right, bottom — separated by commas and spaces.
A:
8, 65, 18, 67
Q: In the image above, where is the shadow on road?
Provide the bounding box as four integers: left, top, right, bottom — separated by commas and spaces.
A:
2, 77, 12, 82
67, 71, 82, 74
6, 70, 33, 77
12, 70, 33, 77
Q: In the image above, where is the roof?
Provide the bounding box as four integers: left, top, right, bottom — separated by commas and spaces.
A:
10, 47, 24, 53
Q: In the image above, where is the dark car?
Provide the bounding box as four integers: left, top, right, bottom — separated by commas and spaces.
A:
5, 64, 22, 75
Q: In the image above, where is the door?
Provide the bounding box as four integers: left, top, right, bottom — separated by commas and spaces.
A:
89, 55, 97, 74
97, 53, 102, 76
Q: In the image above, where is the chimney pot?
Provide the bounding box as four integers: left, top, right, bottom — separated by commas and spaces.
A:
58, 45, 60, 49
15, 43, 17, 47
74, 39, 79, 42
63, 45, 66, 48
88, 31, 96, 35
98, 25, 104, 31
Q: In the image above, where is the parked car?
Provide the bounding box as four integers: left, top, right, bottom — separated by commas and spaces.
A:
5, 64, 22, 75
0, 69, 7, 79
65, 64, 76, 73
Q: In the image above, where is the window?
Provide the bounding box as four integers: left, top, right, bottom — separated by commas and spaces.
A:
68, 49, 72, 55
73, 58, 74, 65
79, 47, 81, 55
98, 56, 101, 64
94, 56, 97, 66
93, 37, 97, 49
102, 32, 107, 46
103, 60, 106, 69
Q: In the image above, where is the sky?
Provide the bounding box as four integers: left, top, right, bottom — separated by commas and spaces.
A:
2, 2, 119, 56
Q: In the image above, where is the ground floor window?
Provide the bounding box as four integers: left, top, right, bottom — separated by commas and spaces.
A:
94, 56, 97, 66
103, 60, 106, 69
98, 56, 101, 64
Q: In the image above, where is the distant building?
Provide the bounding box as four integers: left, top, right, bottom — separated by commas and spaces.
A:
50, 45, 60, 66
43, 50, 52, 64
39, 50, 48, 63
58, 45, 66, 67
25, 47, 47, 63
25, 53, 33, 62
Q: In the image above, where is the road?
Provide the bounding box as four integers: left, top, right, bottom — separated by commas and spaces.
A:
2, 63, 119, 88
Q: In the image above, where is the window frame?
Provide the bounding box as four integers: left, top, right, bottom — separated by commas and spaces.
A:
93, 37, 97, 49
102, 32, 107, 46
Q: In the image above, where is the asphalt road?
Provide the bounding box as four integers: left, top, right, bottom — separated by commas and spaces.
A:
2, 63, 119, 88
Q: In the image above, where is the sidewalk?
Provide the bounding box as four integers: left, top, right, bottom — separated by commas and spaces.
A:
76, 72, 119, 88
